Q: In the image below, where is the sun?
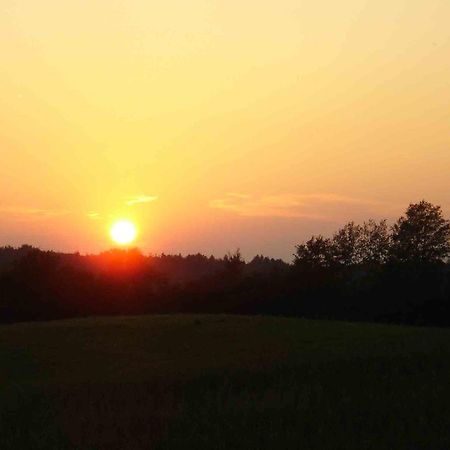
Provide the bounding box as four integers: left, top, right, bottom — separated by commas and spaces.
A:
110, 220, 137, 245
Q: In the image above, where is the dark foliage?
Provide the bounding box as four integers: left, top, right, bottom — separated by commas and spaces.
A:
1, 201, 450, 326
391, 201, 450, 264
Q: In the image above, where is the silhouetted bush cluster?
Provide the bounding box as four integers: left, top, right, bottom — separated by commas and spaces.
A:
1, 201, 450, 326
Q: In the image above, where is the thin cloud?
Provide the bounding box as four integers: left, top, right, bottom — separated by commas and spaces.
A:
0, 205, 71, 219
125, 195, 158, 206
210, 193, 323, 219
210, 193, 398, 220
226, 193, 252, 200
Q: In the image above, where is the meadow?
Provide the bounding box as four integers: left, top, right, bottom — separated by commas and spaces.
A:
1, 314, 450, 449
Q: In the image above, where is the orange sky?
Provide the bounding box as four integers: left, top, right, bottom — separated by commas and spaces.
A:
1, 0, 449, 259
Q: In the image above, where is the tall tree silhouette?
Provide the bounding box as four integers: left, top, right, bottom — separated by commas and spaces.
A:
391, 201, 450, 264
332, 222, 363, 267
360, 220, 391, 266
223, 249, 245, 278
294, 236, 334, 270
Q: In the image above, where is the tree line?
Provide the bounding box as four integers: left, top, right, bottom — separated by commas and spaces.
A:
294, 201, 450, 268
1, 200, 449, 326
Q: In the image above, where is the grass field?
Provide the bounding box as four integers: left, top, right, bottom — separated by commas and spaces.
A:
1, 314, 450, 449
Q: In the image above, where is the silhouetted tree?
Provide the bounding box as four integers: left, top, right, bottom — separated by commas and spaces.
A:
332, 222, 363, 267
360, 220, 391, 265
294, 236, 334, 270
391, 201, 450, 264
247, 255, 287, 275
298, 221, 391, 269
223, 249, 245, 277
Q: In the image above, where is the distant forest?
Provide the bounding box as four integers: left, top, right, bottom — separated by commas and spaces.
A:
1, 200, 450, 326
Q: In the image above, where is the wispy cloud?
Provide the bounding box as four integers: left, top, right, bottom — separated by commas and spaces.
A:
210, 194, 321, 219
87, 212, 101, 219
125, 195, 158, 206
226, 193, 252, 200
0, 205, 71, 219
210, 193, 398, 220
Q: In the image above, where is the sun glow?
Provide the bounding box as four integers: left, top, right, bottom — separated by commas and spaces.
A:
110, 220, 137, 245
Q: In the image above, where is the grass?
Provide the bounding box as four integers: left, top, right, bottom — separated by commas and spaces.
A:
1, 314, 450, 449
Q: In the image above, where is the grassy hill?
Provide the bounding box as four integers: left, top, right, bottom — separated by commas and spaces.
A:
2, 314, 450, 449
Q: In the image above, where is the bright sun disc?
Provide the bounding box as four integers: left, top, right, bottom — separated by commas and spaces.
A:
110, 220, 137, 245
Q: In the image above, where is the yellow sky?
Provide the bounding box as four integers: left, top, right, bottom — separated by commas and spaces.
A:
1, 0, 449, 259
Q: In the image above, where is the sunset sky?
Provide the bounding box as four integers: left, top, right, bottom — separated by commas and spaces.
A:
1, 0, 449, 260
